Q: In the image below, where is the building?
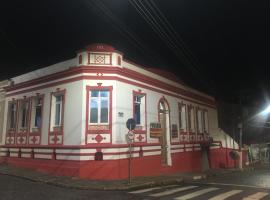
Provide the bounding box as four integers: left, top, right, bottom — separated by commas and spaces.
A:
0, 80, 10, 145
0, 44, 243, 180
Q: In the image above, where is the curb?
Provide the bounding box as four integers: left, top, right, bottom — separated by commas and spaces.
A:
0, 171, 185, 191
0, 166, 247, 191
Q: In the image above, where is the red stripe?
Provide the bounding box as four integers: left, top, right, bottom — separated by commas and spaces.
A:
7, 75, 216, 109
6, 66, 215, 106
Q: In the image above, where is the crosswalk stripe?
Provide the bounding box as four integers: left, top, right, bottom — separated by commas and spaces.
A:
174, 187, 219, 200
242, 192, 269, 200
129, 187, 161, 194
208, 190, 242, 200
129, 185, 177, 194
149, 186, 198, 197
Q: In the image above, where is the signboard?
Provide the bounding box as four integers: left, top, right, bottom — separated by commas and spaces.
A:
126, 118, 136, 131
150, 122, 162, 138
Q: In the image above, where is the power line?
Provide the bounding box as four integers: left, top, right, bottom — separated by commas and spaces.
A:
129, 0, 214, 92
146, 0, 200, 68
85, 0, 165, 65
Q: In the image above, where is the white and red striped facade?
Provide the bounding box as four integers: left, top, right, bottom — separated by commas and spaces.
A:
0, 44, 244, 180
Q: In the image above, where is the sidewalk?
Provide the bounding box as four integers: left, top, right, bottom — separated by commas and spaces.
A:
0, 164, 244, 191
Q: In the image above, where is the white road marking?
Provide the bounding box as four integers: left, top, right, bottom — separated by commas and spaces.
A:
208, 190, 242, 200
129, 187, 161, 194
206, 182, 270, 190
149, 186, 198, 197
129, 185, 177, 194
174, 187, 219, 200
242, 192, 269, 200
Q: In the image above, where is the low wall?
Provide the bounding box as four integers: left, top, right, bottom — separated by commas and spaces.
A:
0, 142, 244, 180
209, 146, 247, 169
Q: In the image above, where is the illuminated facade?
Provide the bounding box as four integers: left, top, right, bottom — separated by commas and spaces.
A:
0, 44, 242, 179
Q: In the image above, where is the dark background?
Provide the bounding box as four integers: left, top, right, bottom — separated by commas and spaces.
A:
1, 0, 270, 142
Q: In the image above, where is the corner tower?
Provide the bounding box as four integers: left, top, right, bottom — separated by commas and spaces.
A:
76, 43, 123, 67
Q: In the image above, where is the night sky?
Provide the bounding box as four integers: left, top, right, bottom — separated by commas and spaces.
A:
1, 0, 270, 105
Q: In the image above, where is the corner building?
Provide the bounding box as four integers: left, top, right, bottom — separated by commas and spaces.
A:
0, 44, 241, 180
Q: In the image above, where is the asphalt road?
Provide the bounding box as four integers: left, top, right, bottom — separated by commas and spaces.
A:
0, 174, 139, 200
2, 168, 270, 200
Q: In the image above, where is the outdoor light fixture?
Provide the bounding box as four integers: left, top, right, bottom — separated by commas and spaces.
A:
261, 105, 270, 115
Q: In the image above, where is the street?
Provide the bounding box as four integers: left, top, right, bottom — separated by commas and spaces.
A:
129, 182, 269, 200
2, 168, 270, 200
0, 174, 138, 200
128, 168, 270, 199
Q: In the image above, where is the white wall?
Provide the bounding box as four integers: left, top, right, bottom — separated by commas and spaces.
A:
3, 80, 84, 146
112, 80, 220, 144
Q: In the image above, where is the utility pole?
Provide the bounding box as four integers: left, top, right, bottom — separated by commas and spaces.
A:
238, 96, 243, 170
238, 122, 243, 170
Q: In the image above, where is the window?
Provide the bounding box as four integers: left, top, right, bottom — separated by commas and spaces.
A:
178, 103, 187, 131
188, 106, 195, 132
197, 109, 203, 133
89, 90, 109, 124
50, 92, 65, 131
134, 96, 141, 124
203, 110, 209, 133
54, 95, 63, 126
7, 102, 17, 130
18, 100, 29, 130
196, 109, 209, 134
31, 96, 43, 129
133, 94, 146, 127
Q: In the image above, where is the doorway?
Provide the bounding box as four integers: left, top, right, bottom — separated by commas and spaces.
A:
158, 99, 172, 166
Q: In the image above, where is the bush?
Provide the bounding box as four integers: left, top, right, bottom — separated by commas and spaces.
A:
229, 150, 239, 160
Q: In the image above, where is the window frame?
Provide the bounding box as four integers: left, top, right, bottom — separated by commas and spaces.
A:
187, 105, 195, 133
89, 89, 110, 125
203, 109, 209, 134
17, 98, 30, 131
133, 91, 146, 131
85, 85, 113, 145
196, 107, 204, 134
178, 102, 187, 132
54, 95, 63, 127
49, 90, 66, 132
48, 89, 65, 145
6, 100, 18, 132
30, 95, 44, 131
86, 85, 113, 133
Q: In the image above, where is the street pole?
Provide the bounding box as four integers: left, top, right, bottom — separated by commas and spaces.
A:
128, 142, 132, 184
126, 118, 135, 185
128, 123, 133, 184
239, 122, 243, 170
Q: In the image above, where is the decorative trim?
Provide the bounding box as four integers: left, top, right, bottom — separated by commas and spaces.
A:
5, 66, 215, 107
